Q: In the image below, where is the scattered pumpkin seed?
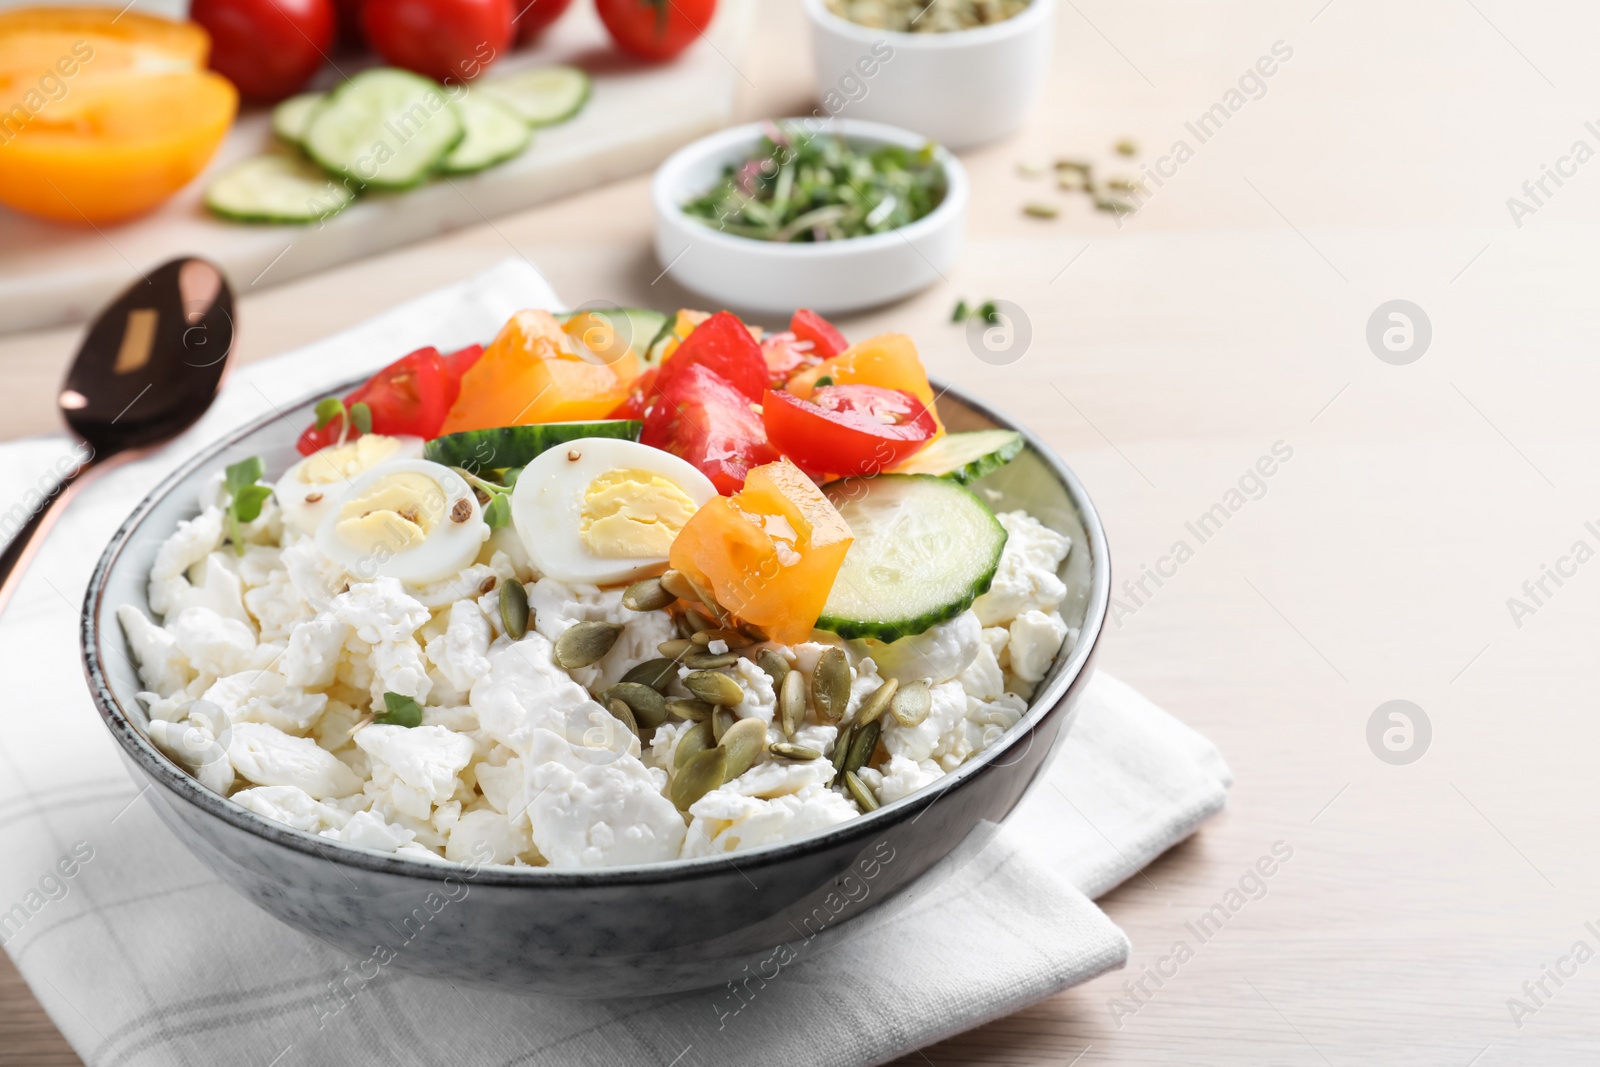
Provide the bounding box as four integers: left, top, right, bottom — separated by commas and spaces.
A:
666, 698, 713, 722
843, 718, 881, 775
756, 647, 791, 687
779, 668, 806, 738
832, 723, 855, 772
1057, 172, 1087, 192
621, 657, 677, 692
622, 577, 675, 612
683, 572, 730, 624
1114, 138, 1138, 156
684, 607, 717, 634
739, 621, 770, 643
684, 651, 740, 670
891, 681, 932, 727
674, 719, 714, 770
770, 742, 821, 761
658, 568, 698, 601
854, 678, 898, 727
478, 574, 498, 595
657, 638, 694, 659
1017, 161, 1044, 178
674, 612, 698, 640
686, 670, 745, 706
811, 648, 850, 721
603, 682, 668, 729
1094, 196, 1135, 215
553, 621, 622, 669
691, 628, 750, 649
712, 708, 737, 743
1023, 202, 1060, 219
499, 579, 529, 640
844, 770, 879, 811
605, 697, 639, 738
671, 746, 726, 810
718, 717, 767, 780
1106, 176, 1143, 193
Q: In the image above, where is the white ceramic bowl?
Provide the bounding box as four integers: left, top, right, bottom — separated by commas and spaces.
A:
802, 0, 1056, 150
651, 118, 967, 316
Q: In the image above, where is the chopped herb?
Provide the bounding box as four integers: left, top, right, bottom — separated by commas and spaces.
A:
951, 299, 969, 323
681, 122, 947, 243
978, 301, 1001, 325
313, 396, 346, 430
223, 456, 271, 556
376, 692, 423, 728
350, 401, 372, 434
483, 493, 511, 529
813, 375, 834, 388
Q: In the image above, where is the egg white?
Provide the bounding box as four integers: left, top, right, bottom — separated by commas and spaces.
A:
315, 458, 486, 585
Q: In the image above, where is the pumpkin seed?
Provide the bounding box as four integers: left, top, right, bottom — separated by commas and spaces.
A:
843, 718, 880, 775
603, 682, 668, 729
605, 697, 639, 738
684, 607, 717, 634
712, 708, 737, 743
621, 657, 677, 692
657, 638, 694, 659
691, 628, 750, 649
675, 612, 698, 640
831, 723, 855, 772
671, 746, 726, 810
622, 577, 675, 612
811, 647, 850, 721
683, 572, 730, 624
684, 651, 740, 670
779, 668, 806, 738
553, 621, 622, 668
659, 568, 698, 602
666, 698, 713, 722
891, 681, 932, 727
685, 670, 744, 706
718, 717, 767, 780
674, 719, 714, 770
843, 770, 879, 812
739, 621, 770, 643
499, 579, 529, 639
756, 647, 790, 686
770, 742, 821, 761
854, 677, 898, 727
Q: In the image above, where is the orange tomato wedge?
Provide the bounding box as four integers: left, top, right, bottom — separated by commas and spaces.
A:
669, 458, 853, 645
785, 333, 945, 434
0, 8, 237, 224
439, 309, 630, 434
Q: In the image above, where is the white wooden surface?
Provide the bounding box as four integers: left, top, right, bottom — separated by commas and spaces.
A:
5, 0, 1600, 1063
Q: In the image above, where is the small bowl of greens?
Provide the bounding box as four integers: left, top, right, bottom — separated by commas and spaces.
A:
652, 118, 967, 316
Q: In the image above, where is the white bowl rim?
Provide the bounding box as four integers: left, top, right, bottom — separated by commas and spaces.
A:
652, 117, 969, 261
82, 379, 1108, 888
801, 0, 1056, 48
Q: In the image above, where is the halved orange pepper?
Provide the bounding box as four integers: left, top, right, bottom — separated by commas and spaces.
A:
560, 311, 640, 385
669, 459, 853, 645
438, 309, 629, 434
785, 333, 945, 434
0, 8, 236, 224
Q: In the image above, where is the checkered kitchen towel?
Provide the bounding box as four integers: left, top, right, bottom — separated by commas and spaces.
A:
0, 260, 1231, 1067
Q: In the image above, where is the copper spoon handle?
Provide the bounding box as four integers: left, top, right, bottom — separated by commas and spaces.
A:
0, 449, 100, 617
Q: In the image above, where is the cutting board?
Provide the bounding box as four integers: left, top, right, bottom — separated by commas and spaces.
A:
0, 0, 756, 336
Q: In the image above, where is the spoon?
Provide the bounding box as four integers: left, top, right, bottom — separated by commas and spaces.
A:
0, 257, 235, 615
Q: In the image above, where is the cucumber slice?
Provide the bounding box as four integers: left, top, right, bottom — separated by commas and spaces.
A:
272, 91, 325, 145
480, 66, 591, 127
303, 68, 464, 190
205, 154, 355, 224
891, 429, 1024, 485
817, 474, 1008, 641
441, 91, 533, 174
555, 308, 669, 365
424, 421, 643, 471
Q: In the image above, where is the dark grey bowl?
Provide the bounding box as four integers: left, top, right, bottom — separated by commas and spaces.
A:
81, 380, 1109, 997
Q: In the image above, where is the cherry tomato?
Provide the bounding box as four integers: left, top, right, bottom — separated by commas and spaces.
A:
643, 363, 778, 494
443, 343, 484, 378
610, 366, 658, 420
654, 310, 767, 402
332, 0, 367, 47
362, 0, 513, 83
790, 308, 848, 360
595, 0, 715, 61
191, 0, 334, 100
296, 346, 460, 454
759, 331, 822, 389
514, 0, 575, 42
762, 385, 936, 477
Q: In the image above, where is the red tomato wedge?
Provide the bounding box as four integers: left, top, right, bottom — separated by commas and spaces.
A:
296, 345, 459, 454
760, 331, 821, 388
790, 308, 848, 360
643, 363, 779, 494
443, 343, 484, 378
762, 384, 937, 477
655, 310, 768, 403
611, 366, 658, 421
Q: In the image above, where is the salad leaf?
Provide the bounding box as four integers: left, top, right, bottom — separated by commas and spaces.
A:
223, 457, 270, 554
376, 692, 423, 728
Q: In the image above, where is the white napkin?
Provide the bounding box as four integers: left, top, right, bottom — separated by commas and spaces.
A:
0, 261, 1231, 1067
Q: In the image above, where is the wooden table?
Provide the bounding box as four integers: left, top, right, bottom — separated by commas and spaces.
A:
7, 0, 1600, 1062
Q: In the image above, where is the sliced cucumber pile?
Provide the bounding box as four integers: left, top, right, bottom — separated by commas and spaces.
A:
209, 64, 589, 226
424, 421, 643, 471
481, 66, 591, 127
271, 91, 325, 145
892, 429, 1024, 485
204, 154, 355, 224
817, 474, 1008, 641
442, 91, 533, 174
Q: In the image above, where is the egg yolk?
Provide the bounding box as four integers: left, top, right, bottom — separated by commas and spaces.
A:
334, 472, 443, 555
580, 469, 699, 559
301, 435, 403, 485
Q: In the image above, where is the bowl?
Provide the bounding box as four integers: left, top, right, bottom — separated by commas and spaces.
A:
651, 118, 968, 316
802, 0, 1056, 150
81, 380, 1108, 998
